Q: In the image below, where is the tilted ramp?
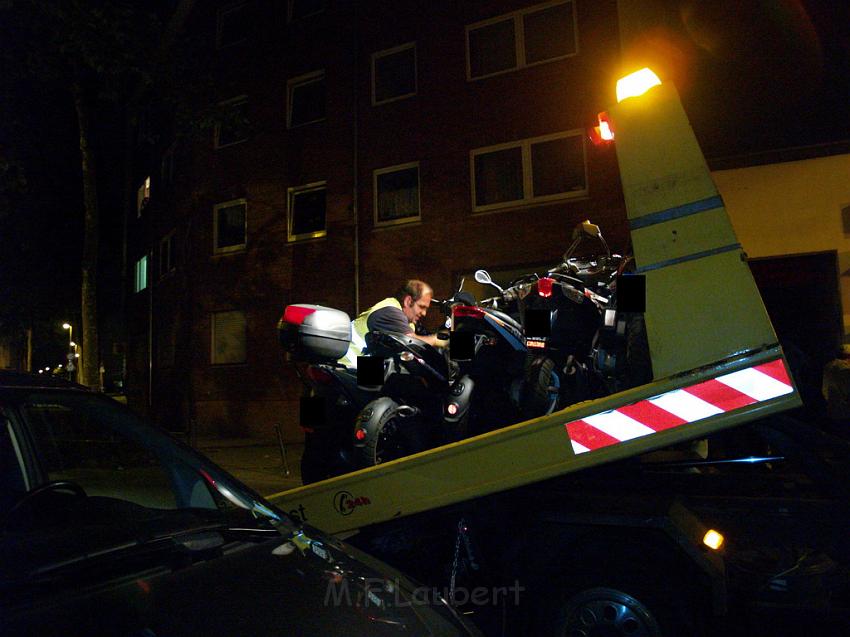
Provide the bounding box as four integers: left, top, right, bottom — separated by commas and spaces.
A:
269, 73, 800, 535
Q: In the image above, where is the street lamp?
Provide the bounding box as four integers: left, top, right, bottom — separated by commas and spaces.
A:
62, 323, 74, 380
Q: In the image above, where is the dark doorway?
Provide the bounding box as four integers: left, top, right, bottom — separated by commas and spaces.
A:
749, 251, 843, 413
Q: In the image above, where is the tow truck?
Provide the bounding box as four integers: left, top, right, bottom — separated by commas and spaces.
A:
268, 69, 843, 635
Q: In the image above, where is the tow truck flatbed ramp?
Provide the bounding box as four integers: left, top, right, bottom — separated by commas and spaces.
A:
269, 71, 802, 535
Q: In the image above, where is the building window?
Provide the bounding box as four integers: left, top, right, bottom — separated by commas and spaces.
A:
211, 310, 247, 365
136, 176, 150, 217
217, 2, 251, 49
213, 199, 247, 254
158, 320, 177, 369
161, 144, 175, 186
372, 43, 417, 105
374, 162, 420, 226
466, 0, 577, 81
288, 0, 325, 22
214, 96, 249, 148
287, 71, 325, 128
158, 231, 176, 278
134, 256, 148, 293
288, 182, 327, 242
471, 130, 586, 212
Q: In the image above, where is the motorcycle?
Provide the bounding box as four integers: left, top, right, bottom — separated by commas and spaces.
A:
353, 291, 477, 467
277, 304, 380, 483
475, 220, 652, 411
354, 283, 562, 467
451, 292, 560, 430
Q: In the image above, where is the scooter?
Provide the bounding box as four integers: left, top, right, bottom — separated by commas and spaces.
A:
277, 304, 380, 483
354, 283, 562, 467
353, 291, 478, 467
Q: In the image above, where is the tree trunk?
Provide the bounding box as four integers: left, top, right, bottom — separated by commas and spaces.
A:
72, 79, 100, 389
26, 327, 32, 372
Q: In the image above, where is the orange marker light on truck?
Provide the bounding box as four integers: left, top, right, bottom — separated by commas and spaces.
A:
703, 529, 725, 550
616, 68, 662, 103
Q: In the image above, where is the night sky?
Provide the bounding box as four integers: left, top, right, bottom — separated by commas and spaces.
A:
1, 0, 848, 370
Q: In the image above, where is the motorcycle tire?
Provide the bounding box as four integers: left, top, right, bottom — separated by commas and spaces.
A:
358, 403, 419, 467
300, 452, 328, 485
623, 314, 652, 389
520, 355, 558, 420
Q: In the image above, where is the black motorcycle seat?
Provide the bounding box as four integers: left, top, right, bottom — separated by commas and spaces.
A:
487, 309, 523, 333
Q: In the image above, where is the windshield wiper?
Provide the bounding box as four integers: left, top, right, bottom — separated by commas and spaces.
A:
24, 523, 279, 582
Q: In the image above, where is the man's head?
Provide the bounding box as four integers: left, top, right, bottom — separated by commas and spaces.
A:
395, 280, 433, 323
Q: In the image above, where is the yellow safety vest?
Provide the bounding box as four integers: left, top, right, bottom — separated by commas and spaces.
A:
338, 297, 414, 368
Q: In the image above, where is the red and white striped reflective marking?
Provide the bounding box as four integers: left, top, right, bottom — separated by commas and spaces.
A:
566, 359, 794, 455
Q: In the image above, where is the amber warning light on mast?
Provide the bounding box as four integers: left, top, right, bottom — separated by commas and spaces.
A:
616, 67, 662, 103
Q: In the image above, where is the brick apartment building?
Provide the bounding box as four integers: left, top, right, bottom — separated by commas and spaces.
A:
126, 0, 630, 440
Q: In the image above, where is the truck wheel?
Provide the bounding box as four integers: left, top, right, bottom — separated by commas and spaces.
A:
538, 574, 704, 637
556, 586, 662, 636
532, 549, 705, 637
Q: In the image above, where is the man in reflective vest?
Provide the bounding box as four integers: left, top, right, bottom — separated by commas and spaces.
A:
339, 279, 445, 367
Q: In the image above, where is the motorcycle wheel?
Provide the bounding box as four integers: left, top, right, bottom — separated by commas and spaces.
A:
520, 355, 558, 419
300, 452, 328, 485
359, 404, 417, 467
623, 314, 652, 389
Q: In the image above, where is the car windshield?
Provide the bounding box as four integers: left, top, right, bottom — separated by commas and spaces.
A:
0, 389, 290, 589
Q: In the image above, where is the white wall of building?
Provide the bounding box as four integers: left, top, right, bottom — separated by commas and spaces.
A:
711, 153, 850, 333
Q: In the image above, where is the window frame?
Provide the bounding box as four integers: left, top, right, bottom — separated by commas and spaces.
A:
161, 143, 175, 187
216, 2, 250, 49
134, 255, 148, 293
371, 42, 418, 106
465, 0, 578, 81
214, 95, 249, 149
470, 129, 587, 213
136, 176, 150, 218
287, 0, 325, 22
373, 161, 421, 227
287, 181, 327, 242
213, 198, 248, 255
158, 230, 176, 279
210, 309, 248, 366
287, 71, 326, 129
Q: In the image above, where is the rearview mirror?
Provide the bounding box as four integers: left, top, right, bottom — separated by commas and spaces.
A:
474, 270, 504, 293
474, 270, 492, 285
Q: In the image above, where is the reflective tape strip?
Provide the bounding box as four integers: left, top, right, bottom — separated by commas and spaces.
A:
629, 195, 724, 230
634, 243, 741, 274
715, 367, 794, 402
582, 411, 656, 441
350, 325, 367, 351
567, 359, 793, 455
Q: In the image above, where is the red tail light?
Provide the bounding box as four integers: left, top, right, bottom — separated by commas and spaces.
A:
355, 428, 367, 441
306, 366, 335, 385
589, 111, 615, 145
537, 277, 554, 298
452, 305, 486, 319
598, 112, 614, 141
283, 305, 316, 325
